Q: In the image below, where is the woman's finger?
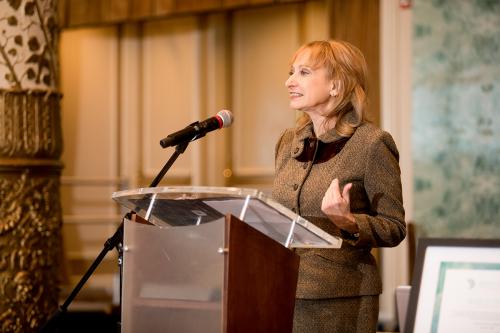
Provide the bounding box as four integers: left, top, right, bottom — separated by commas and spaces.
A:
342, 183, 352, 205
329, 178, 341, 201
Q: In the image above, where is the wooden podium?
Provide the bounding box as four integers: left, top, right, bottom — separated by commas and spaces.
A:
224, 214, 298, 332
113, 186, 341, 333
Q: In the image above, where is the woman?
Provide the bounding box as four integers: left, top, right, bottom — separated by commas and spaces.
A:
272, 40, 406, 333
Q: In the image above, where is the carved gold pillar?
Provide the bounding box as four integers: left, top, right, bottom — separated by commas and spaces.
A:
0, 1, 62, 332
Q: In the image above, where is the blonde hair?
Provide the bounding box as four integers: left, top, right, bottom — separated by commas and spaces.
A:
292, 40, 369, 137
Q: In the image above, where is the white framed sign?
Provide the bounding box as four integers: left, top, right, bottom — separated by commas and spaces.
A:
405, 238, 500, 333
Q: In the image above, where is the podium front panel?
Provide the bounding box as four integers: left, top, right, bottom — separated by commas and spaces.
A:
122, 218, 224, 333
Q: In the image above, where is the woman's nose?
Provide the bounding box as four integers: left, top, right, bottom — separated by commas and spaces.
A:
285, 75, 295, 87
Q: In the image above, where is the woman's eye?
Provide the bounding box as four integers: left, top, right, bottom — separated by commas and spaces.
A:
288, 71, 294, 76
300, 69, 310, 75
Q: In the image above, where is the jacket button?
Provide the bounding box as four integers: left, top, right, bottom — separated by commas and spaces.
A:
293, 147, 299, 154
293, 184, 299, 191
291, 207, 296, 213
303, 163, 308, 169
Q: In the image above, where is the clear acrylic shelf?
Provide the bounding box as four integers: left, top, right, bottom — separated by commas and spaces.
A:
112, 186, 341, 249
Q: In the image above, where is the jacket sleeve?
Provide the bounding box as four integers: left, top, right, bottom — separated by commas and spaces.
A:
348, 131, 406, 248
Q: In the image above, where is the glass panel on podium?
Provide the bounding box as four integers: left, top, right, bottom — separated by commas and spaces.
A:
113, 186, 342, 249
113, 186, 342, 333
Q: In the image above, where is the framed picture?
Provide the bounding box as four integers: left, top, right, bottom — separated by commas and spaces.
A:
405, 238, 500, 333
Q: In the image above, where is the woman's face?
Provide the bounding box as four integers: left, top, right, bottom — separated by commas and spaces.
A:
285, 49, 335, 116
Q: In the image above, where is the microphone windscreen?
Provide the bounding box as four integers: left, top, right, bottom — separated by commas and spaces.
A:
217, 110, 233, 128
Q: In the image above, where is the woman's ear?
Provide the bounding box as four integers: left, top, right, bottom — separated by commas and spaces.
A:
330, 80, 341, 97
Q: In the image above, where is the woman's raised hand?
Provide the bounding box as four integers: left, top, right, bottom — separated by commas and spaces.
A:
321, 178, 358, 233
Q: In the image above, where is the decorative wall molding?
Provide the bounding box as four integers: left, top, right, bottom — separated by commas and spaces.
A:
59, 0, 309, 28
0, 90, 62, 160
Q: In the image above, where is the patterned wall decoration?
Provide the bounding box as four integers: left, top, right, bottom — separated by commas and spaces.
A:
0, 0, 58, 90
0, 170, 61, 331
413, 0, 500, 237
0, 0, 62, 331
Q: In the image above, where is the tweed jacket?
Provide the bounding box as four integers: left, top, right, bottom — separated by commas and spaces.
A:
272, 120, 406, 299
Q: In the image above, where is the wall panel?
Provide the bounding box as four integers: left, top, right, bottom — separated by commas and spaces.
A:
141, 17, 199, 182
59, 27, 121, 295
412, 0, 500, 238
380, 1, 413, 327
329, 0, 380, 125
232, 4, 300, 184
60, 28, 120, 218
198, 14, 232, 186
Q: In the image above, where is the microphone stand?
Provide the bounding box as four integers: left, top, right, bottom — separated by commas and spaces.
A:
40, 140, 191, 333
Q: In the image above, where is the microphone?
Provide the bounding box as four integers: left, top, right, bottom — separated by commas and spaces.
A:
160, 110, 233, 148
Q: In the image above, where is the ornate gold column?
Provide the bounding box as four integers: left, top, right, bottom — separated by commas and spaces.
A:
0, 1, 62, 332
